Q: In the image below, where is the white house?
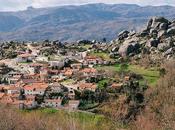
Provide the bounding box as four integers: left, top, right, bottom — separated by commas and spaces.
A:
17, 53, 36, 63
49, 61, 65, 69
35, 56, 48, 62
44, 98, 62, 108
7, 87, 20, 94
68, 100, 80, 110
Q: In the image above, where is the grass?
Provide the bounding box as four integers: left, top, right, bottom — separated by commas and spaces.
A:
96, 64, 160, 86
80, 44, 91, 49
79, 102, 99, 110
19, 61, 32, 64
61, 79, 75, 85
128, 65, 160, 86
89, 52, 113, 61
22, 108, 118, 130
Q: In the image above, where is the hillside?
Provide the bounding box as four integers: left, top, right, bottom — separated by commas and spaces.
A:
0, 106, 117, 130
0, 4, 175, 41
0, 16, 174, 130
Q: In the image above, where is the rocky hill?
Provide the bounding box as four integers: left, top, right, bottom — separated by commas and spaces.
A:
96, 17, 172, 67
1, 4, 175, 42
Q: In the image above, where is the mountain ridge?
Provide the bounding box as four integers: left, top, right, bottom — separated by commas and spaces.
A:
0, 3, 175, 42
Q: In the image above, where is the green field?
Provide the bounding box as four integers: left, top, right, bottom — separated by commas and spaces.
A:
61, 79, 75, 85
89, 52, 113, 61
96, 64, 160, 86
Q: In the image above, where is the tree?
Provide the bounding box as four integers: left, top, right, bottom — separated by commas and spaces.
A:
120, 63, 129, 72
159, 68, 166, 77
18, 89, 26, 100
81, 90, 95, 102
102, 38, 106, 42
74, 90, 81, 100
61, 96, 69, 106
119, 63, 129, 78
97, 80, 108, 90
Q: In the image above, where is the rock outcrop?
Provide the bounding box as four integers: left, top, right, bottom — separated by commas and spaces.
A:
118, 40, 140, 57
118, 30, 130, 40
110, 17, 175, 60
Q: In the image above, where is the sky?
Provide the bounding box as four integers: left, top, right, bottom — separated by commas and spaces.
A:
0, 0, 175, 11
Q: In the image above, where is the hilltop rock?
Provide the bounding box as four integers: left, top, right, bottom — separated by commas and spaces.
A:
150, 29, 158, 37
144, 17, 171, 38
109, 16, 175, 61
158, 43, 170, 51
118, 41, 140, 57
159, 23, 168, 30
146, 38, 159, 47
139, 29, 149, 37
167, 27, 175, 35
111, 46, 119, 52
147, 18, 153, 30
150, 17, 169, 30
158, 30, 166, 38
118, 30, 129, 40
164, 47, 174, 55
169, 20, 175, 28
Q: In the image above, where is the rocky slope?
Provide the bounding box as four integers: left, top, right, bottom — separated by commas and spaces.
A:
108, 17, 175, 64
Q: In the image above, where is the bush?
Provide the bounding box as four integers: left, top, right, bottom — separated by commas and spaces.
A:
97, 80, 108, 90
133, 60, 175, 130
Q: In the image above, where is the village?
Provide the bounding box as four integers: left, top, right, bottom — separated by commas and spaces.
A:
0, 15, 174, 130
0, 40, 133, 111
1, 17, 174, 113
0, 0, 174, 128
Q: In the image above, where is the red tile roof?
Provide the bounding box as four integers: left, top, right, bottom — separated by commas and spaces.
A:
45, 99, 62, 103
81, 68, 97, 73
29, 63, 45, 67
18, 53, 34, 58
0, 93, 5, 99
26, 95, 35, 100
112, 83, 123, 89
0, 85, 16, 90
78, 83, 97, 90
64, 69, 73, 76
24, 83, 48, 91
85, 56, 98, 60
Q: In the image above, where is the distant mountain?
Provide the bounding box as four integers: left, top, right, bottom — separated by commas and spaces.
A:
0, 3, 175, 42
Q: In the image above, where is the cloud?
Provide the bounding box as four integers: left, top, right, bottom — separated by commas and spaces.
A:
0, 0, 31, 11
30, 0, 175, 7
0, 0, 175, 11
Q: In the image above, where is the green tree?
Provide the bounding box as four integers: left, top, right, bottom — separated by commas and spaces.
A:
119, 63, 129, 72
97, 80, 108, 90
159, 68, 166, 77
119, 63, 129, 78
61, 96, 69, 106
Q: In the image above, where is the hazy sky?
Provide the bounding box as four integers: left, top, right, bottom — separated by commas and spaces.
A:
0, 0, 175, 11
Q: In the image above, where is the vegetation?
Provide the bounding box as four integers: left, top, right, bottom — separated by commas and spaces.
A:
128, 65, 160, 86
61, 79, 75, 85
96, 64, 160, 86
89, 52, 113, 61
133, 60, 175, 130
96, 80, 146, 125
80, 44, 91, 49
97, 79, 109, 90
0, 106, 117, 130
79, 101, 99, 110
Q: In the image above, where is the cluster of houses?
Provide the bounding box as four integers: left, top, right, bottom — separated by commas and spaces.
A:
0, 43, 116, 110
